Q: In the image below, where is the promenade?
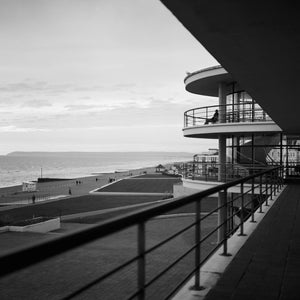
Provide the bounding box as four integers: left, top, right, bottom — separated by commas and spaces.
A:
205, 183, 300, 300
0, 173, 219, 299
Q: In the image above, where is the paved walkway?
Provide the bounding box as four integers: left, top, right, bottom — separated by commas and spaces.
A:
205, 183, 300, 300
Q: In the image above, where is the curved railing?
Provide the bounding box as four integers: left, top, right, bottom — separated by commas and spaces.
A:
182, 162, 271, 182
184, 102, 273, 127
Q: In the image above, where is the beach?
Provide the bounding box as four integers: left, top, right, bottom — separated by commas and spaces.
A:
0, 165, 158, 206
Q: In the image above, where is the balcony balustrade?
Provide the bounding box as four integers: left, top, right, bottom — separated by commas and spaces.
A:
183, 162, 272, 182
184, 102, 273, 128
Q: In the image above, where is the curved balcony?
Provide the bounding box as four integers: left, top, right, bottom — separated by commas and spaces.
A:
184, 65, 235, 96
184, 103, 282, 138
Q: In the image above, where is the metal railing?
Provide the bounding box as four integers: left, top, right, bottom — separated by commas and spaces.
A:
184, 102, 273, 127
183, 162, 271, 182
0, 167, 283, 299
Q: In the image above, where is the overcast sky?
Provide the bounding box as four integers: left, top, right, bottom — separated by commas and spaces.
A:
0, 0, 218, 155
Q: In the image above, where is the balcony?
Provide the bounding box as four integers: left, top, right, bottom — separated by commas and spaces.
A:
184, 103, 282, 138
0, 167, 283, 299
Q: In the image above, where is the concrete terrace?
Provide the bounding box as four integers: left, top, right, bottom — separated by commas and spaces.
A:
204, 183, 300, 300
0, 216, 219, 300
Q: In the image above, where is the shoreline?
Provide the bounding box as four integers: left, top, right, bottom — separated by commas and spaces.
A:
0, 165, 161, 205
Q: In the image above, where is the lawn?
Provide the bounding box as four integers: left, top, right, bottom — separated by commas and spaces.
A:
97, 178, 181, 193
0, 194, 164, 225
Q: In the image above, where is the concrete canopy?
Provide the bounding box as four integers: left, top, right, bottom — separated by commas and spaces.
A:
184, 66, 235, 96
160, 1, 300, 134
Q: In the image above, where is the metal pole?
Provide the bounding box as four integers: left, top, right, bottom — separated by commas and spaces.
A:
138, 223, 146, 300
286, 136, 289, 178
193, 200, 202, 290
238, 183, 246, 236
259, 174, 263, 213
281, 167, 284, 187
280, 133, 283, 167
272, 171, 277, 196
265, 174, 269, 206
230, 193, 234, 234
270, 171, 273, 200
276, 169, 280, 192
250, 177, 256, 223
220, 189, 231, 256
193, 110, 195, 126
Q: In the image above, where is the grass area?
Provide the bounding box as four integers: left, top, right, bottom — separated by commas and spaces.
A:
97, 178, 181, 193
0, 216, 218, 300
0, 194, 164, 225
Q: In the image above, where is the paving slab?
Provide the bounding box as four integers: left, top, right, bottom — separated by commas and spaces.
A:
205, 183, 300, 300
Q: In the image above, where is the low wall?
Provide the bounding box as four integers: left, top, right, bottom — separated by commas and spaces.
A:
6, 218, 60, 233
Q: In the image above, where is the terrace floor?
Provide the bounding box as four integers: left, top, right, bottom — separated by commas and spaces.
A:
205, 183, 300, 300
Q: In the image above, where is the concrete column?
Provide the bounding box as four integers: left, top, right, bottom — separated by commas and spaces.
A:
218, 82, 228, 243
218, 135, 227, 182
218, 82, 227, 123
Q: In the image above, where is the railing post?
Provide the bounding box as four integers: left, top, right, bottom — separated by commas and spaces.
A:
265, 174, 269, 207
220, 189, 231, 256
259, 174, 263, 213
193, 110, 195, 126
270, 172, 273, 200
277, 169, 280, 192
138, 223, 146, 300
250, 177, 256, 223
191, 199, 203, 291
238, 183, 246, 236
272, 170, 277, 196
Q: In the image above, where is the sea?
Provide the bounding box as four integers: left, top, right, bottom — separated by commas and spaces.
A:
0, 152, 193, 188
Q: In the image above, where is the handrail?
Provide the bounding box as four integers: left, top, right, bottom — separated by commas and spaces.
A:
183, 162, 271, 182
184, 102, 273, 127
0, 167, 284, 299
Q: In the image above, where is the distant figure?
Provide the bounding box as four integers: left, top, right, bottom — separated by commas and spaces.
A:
32, 194, 36, 204
205, 109, 219, 124
96, 178, 98, 181
68, 187, 72, 195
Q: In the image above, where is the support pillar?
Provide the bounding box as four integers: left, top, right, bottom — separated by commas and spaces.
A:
218, 82, 227, 243
218, 82, 227, 123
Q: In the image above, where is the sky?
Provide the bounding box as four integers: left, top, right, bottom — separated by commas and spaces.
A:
0, 0, 218, 155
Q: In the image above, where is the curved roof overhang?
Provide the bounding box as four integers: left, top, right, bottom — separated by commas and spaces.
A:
161, 1, 300, 134
184, 66, 236, 96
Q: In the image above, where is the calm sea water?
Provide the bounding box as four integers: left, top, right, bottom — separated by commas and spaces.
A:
0, 152, 192, 188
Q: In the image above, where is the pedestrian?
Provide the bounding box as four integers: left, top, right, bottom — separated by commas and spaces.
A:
69, 187, 72, 195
